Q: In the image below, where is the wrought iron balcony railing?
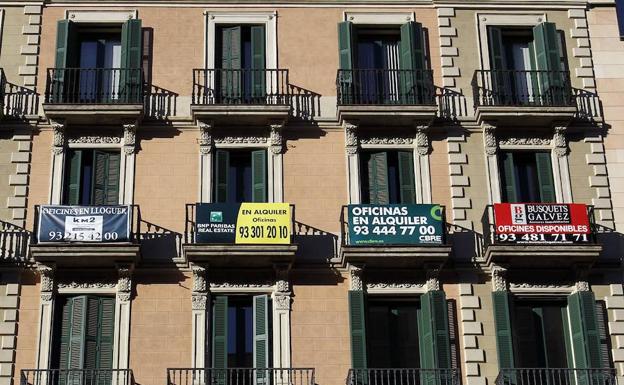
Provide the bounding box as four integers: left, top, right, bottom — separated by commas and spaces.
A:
472, 70, 574, 108
167, 368, 315, 385
495, 368, 617, 385
192, 69, 290, 106
20, 369, 135, 385
45, 68, 144, 104
337, 69, 435, 106
346, 368, 459, 385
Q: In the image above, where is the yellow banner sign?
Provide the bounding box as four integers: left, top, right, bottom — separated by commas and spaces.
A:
234, 203, 291, 244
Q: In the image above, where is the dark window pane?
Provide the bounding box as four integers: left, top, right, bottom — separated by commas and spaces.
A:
499, 151, 552, 202
227, 297, 254, 368
360, 151, 406, 204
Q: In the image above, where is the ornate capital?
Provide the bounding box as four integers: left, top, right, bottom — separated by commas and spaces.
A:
273, 293, 291, 311
37, 264, 56, 296
270, 121, 285, 155
274, 265, 290, 293
492, 265, 508, 292
553, 125, 568, 158
123, 122, 137, 155
116, 265, 133, 302
52, 121, 66, 154
192, 293, 208, 310
574, 266, 590, 292
198, 121, 213, 155
415, 125, 429, 156
483, 123, 497, 156
344, 122, 358, 155
349, 264, 364, 291
425, 265, 441, 291
192, 264, 207, 293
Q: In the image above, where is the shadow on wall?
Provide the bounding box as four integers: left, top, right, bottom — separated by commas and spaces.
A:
289, 84, 322, 122
293, 221, 340, 264
595, 224, 624, 263
138, 217, 183, 263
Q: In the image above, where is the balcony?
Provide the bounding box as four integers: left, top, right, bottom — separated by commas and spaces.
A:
336, 69, 438, 126
495, 368, 616, 385
472, 70, 577, 127
0, 68, 39, 120
20, 369, 135, 385
339, 205, 452, 268
191, 68, 290, 126
43, 68, 144, 125
482, 204, 602, 269
182, 203, 298, 267
0, 220, 30, 264
29, 205, 141, 268
167, 368, 315, 385
347, 368, 459, 385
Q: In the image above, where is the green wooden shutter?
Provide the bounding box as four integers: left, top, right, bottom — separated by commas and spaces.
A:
65, 150, 83, 205
348, 290, 367, 369
221, 26, 242, 101
532, 22, 564, 103
399, 22, 426, 104
214, 150, 230, 203
398, 151, 416, 204
535, 152, 556, 203
54, 20, 77, 103
488, 27, 505, 71
212, 296, 228, 369
568, 292, 603, 369
595, 302, 612, 369
419, 291, 452, 369
121, 19, 143, 102
92, 151, 120, 206
367, 152, 389, 204
251, 150, 267, 203
105, 153, 121, 205
492, 292, 515, 369
500, 152, 518, 203
253, 295, 269, 385
250, 26, 266, 99
561, 307, 575, 368
97, 298, 115, 372
338, 21, 354, 103
487, 27, 507, 105
83, 297, 100, 371
58, 298, 74, 385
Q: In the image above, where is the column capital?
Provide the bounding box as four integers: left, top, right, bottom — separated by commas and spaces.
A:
483, 123, 497, 156
348, 263, 364, 291
491, 265, 508, 292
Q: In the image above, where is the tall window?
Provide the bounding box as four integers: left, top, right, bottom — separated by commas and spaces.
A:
360, 150, 416, 204
63, 149, 121, 205
213, 149, 267, 203
498, 151, 555, 203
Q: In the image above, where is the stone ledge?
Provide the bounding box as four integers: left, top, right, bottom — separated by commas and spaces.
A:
337, 105, 438, 127
183, 243, 297, 268
191, 104, 289, 126
485, 244, 603, 268
341, 245, 452, 268
31, 243, 140, 268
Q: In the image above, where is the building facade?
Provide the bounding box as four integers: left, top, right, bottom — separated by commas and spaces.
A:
0, 2, 621, 385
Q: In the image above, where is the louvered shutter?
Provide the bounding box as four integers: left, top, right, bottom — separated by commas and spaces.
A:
535, 152, 556, 203
105, 153, 121, 205
338, 21, 354, 104
58, 298, 74, 385
532, 22, 565, 104
121, 19, 143, 102
487, 27, 507, 105
492, 292, 515, 369
595, 302, 612, 368
212, 296, 228, 370
251, 150, 267, 203
348, 290, 367, 369
83, 297, 100, 371
67, 297, 88, 385
399, 22, 427, 104
367, 152, 389, 204
65, 150, 83, 205
568, 292, 603, 369
500, 152, 518, 203
214, 150, 230, 203
54, 20, 77, 103
253, 295, 269, 385
419, 291, 452, 372
398, 151, 416, 204
97, 298, 115, 373
221, 26, 242, 101
250, 26, 266, 100
92, 151, 120, 205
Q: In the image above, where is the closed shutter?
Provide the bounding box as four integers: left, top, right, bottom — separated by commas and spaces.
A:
367, 152, 390, 204
251, 150, 267, 203
221, 26, 242, 100
92, 151, 121, 205
97, 298, 115, 372
121, 19, 143, 102
534, 152, 556, 203
212, 296, 228, 369
250, 26, 266, 99
83, 297, 100, 371
568, 292, 603, 369
105, 153, 121, 205
398, 151, 416, 204
595, 302, 612, 368
58, 298, 76, 385
348, 290, 367, 369
492, 292, 515, 369
65, 150, 83, 205
419, 291, 452, 369
54, 20, 77, 103
399, 22, 426, 104
532, 22, 565, 103
338, 21, 354, 103
253, 295, 269, 385
500, 152, 518, 203
214, 150, 230, 203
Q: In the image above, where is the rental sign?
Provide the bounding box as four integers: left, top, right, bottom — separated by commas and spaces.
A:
493, 203, 591, 244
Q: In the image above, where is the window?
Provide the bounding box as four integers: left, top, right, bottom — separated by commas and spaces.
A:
360, 150, 415, 204
213, 149, 267, 203
498, 151, 555, 203
211, 295, 271, 369
63, 149, 121, 206
51, 296, 115, 379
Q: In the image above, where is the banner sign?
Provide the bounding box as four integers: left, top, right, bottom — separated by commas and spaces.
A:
37, 205, 131, 243
195, 203, 291, 244
493, 203, 591, 244
347, 204, 444, 245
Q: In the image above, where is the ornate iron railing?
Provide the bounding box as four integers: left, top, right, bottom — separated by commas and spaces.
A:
495, 368, 616, 385
167, 368, 315, 385
337, 69, 435, 105
346, 368, 459, 385
45, 68, 144, 104
20, 369, 135, 385
192, 69, 290, 105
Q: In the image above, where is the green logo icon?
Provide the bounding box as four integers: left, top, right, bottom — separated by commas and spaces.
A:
430, 205, 442, 221
210, 211, 223, 222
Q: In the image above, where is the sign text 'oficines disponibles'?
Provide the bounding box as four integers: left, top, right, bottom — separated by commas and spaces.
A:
347, 204, 444, 245
493, 203, 591, 244
195, 203, 291, 244
37, 205, 131, 243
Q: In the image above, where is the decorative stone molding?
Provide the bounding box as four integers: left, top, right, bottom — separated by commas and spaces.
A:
214, 136, 267, 144
116, 266, 132, 302
499, 137, 551, 147
448, 132, 472, 228
67, 136, 122, 144
483, 124, 497, 156
58, 282, 117, 289
509, 283, 574, 290
425, 265, 441, 292
269, 121, 284, 155
437, 7, 460, 89
122, 122, 137, 155
359, 136, 413, 146
553, 125, 568, 158
415, 126, 429, 156
20, 5, 42, 87
574, 280, 590, 292
348, 264, 364, 291
209, 282, 274, 289
52, 121, 66, 155
344, 122, 358, 155
192, 265, 207, 293
273, 294, 291, 311
491, 265, 508, 292
38, 264, 55, 299
366, 282, 425, 290
198, 121, 213, 155
275, 266, 290, 294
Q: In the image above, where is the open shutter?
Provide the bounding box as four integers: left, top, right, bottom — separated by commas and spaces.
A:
54, 20, 77, 103
398, 151, 416, 204
488, 27, 505, 71
500, 152, 518, 203
121, 19, 143, 103
595, 302, 612, 368
214, 150, 230, 203
338, 21, 354, 104
367, 152, 389, 204
250, 26, 266, 99
487, 27, 508, 105
221, 26, 242, 101
532, 22, 565, 104
419, 291, 452, 368
251, 150, 267, 203
399, 22, 427, 104
348, 291, 367, 369
253, 295, 269, 385
97, 298, 115, 372
535, 152, 556, 203
568, 292, 603, 369
212, 296, 228, 369
105, 153, 120, 205
65, 150, 83, 205
561, 307, 575, 369
492, 292, 515, 369
58, 298, 73, 385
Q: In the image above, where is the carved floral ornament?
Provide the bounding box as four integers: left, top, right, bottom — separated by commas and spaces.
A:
68, 136, 122, 144
483, 124, 497, 155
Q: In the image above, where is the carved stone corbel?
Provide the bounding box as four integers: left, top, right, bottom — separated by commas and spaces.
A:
491, 265, 508, 292
191, 264, 208, 310
38, 264, 56, 302
52, 121, 66, 155
425, 264, 441, 291
553, 124, 568, 158
573, 266, 590, 292
344, 122, 358, 155
348, 264, 364, 291
116, 265, 133, 302
123, 121, 137, 155
483, 123, 497, 156
198, 121, 213, 155
269, 121, 285, 155
415, 125, 430, 156
272, 264, 291, 310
